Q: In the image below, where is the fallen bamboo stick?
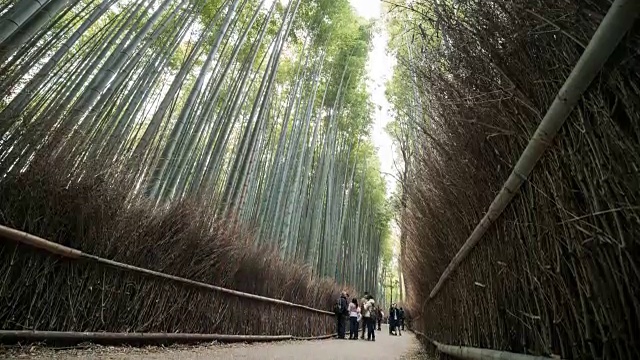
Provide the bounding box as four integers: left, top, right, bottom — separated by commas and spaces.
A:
412, 330, 558, 360
428, 0, 640, 299
0, 224, 334, 316
433, 341, 557, 360
292, 333, 337, 341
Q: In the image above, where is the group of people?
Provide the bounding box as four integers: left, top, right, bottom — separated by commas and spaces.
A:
335, 291, 378, 341
334, 290, 406, 342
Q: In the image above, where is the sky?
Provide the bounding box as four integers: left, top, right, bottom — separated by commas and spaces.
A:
349, 0, 398, 197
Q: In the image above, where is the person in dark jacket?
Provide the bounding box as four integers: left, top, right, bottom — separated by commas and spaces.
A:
389, 304, 401, 335
388, 304, 395, 335
399, 307, 405, 330
376, 307, 383, 330
336, 291, 348, 339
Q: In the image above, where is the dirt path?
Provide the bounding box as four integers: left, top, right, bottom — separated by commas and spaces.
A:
3, 326, 428, 360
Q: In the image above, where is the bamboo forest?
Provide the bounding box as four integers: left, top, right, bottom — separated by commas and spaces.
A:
0, 0, 639, 359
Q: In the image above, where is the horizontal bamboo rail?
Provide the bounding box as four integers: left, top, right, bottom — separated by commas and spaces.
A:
0, 330, 337, 344
0, 224, 334, 316
413, 330, 558, 360
428, 0, 640, 299
0, 331, 292, 344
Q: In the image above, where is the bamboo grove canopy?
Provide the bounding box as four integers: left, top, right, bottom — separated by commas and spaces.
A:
0, 0, 392, 293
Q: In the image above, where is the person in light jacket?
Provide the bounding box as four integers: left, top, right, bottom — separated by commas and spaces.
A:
359, 292, 369, 339
363, 298, 376, 341
348, 298, 360, 339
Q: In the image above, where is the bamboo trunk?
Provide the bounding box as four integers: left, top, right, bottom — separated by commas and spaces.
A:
0, 0, 50, 44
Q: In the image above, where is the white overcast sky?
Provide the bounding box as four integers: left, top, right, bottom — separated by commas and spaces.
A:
350, 0, 397, 197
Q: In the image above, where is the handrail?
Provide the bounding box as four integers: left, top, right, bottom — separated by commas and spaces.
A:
0, 224, 335, 316
428, 0, 640, 299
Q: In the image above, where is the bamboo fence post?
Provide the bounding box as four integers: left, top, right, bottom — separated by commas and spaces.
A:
428, 0, 640, 299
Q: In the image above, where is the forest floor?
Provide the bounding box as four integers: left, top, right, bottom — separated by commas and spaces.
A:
1, 326, 429, 359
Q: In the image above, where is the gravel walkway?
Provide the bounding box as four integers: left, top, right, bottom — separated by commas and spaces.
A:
2, 326, 429, 360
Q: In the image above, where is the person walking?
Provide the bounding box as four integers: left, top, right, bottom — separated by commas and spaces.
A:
348, 298, 360, 340
399, 307, 405, 331
334, 291, 348, 339
363, 297, 376, 341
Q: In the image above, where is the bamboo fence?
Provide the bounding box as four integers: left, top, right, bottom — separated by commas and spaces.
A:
428, 0, 640, 300
398, 0, 640, 358
0, 225, 334, 316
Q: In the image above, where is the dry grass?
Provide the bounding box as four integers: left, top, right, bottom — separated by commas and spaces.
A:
0, 154, 341, 340
399, 1, 640, 359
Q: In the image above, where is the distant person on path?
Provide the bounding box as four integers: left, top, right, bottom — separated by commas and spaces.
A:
389, 304, 400, 335
393, 304, 402, 336
376, 307, 383, 330
359, 292, 369, 339
388, 304, 395, 335
348, 298, 360, 340
334, 291, 348, 339
363, 297, 376, 341
399, 307, 405, 330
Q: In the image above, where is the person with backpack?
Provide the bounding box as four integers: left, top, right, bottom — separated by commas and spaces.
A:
359, 292, 369, 339
363, 297, 376, 341
370, 303, 379, 335
334, 291, 348, 339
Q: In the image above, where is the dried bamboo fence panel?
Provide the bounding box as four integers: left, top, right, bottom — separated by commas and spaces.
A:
399, 0, 640, 358
0, 161, 341, 339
